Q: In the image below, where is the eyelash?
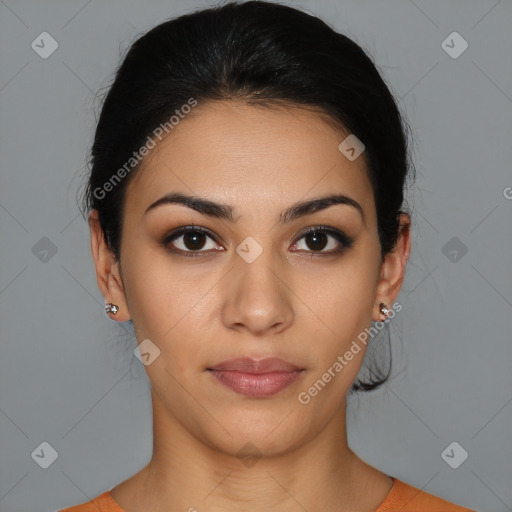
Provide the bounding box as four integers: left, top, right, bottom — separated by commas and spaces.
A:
160, 224, 354, 258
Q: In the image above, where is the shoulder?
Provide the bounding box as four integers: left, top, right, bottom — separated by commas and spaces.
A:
376, 477, 477, 512
58, 490, 124, 512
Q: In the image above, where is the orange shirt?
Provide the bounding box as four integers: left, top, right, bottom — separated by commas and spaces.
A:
59, 476, 476, 511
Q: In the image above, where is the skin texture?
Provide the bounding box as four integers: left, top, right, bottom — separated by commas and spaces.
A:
89, 100, 411, 512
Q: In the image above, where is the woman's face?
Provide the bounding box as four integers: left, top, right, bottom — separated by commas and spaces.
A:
95, 100, 405, 457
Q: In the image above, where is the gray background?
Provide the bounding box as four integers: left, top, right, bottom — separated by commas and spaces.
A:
1, 0, 511, 511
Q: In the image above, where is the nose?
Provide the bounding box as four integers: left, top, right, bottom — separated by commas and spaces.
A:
221, 244, 294, 337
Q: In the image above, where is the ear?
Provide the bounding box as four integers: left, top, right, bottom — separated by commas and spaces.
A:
89, 209, 131, 322
373, 213, 411, 321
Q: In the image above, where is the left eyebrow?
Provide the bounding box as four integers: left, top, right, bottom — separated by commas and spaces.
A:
144, 192, 365, 225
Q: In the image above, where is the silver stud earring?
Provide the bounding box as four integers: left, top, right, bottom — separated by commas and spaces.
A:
105, 302, 119, 315
379, 302, 390, 318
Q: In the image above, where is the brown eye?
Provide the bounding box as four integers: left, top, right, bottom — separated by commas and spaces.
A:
179, 231, 208, 251
303, 230, 329, 251
162, 226, 222, 257
291, 226, 354, 255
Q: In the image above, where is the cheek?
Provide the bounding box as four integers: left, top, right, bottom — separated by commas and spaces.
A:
121, 241, 210, 338
122, 250, 223, 385
295, 256, 379, 385
301, 257, 378, 334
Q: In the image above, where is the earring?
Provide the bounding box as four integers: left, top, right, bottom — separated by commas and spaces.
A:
379, 302, 390, 319
105, 302, 119, 315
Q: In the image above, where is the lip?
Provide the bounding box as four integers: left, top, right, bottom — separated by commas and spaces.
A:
207, 357, 305, 398
208, 357, 302, 373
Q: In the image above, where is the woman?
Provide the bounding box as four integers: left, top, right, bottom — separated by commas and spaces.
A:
61, 1, 476, 510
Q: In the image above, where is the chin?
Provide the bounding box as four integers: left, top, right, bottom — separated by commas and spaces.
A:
196, 409, 315, 462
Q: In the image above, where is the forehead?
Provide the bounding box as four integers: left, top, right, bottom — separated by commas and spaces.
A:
124, 100, 375, 221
